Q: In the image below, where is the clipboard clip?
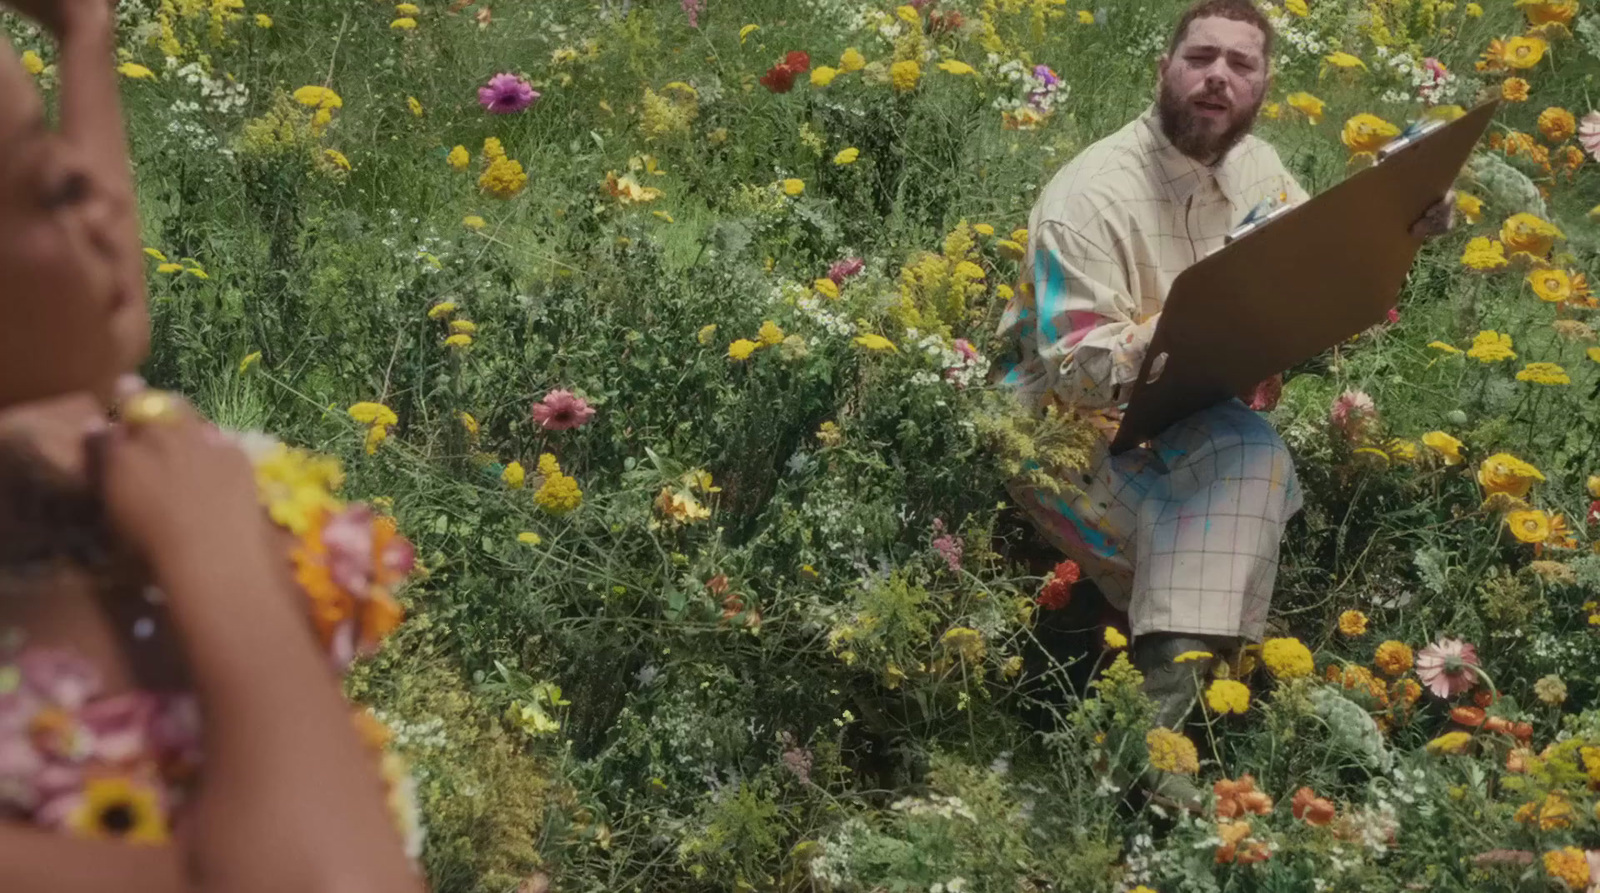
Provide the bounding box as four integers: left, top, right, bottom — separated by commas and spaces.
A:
1375, 116, 1446, 163
1224, 199, 1293, 245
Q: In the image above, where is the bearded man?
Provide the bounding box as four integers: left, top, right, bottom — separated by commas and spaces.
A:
996, 0, 1453, 802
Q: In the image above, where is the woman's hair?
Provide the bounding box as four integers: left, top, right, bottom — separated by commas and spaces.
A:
0, 435, 112, 577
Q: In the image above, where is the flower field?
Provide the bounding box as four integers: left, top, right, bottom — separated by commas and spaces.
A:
9, 0, 1600, 889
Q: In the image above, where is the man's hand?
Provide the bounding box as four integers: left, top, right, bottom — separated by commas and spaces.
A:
1410, 189, 1456, 240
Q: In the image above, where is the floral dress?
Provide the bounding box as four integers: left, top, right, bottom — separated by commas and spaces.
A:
0, 432, 422, 854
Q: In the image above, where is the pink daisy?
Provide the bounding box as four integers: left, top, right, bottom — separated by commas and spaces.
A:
1580, 111, 1600, 163
1328, 389, 1377, 442
479, 73, 539, 114
1415, 637, 1480, 699
531, 389, 596, 431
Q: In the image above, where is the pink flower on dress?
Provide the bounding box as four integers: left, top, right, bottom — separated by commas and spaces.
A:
531, 389, 596, 430
1579, 111, 1600, 163
478, 73, 539, 114
322, 506, 417, 598
1329, 389, 1378, 442
1415, 637, 1480, 699
79, 694, 158, 765
827, 257, 865, 284
17, 650, 102, 712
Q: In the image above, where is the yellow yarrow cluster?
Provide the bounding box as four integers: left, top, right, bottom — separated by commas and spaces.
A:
1467, 330, 1516, 363
534, 454, 584, 515
639, 84, 699, 142
1205, 679, 1251, 715
1145, 728, 1199, 774
1261, 637, 1313, 679
154, 0, 248, 59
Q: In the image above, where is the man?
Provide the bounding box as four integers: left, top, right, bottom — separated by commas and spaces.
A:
996, 0, 1452, 800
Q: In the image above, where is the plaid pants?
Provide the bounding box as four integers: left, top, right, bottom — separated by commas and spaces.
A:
1009, 399, 1302, 642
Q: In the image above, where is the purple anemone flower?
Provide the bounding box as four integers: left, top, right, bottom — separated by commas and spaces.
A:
479, 73, 539, 114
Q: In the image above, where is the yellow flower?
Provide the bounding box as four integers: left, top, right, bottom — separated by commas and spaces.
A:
1466, 1, 1482, 14
184, 267, 209, 280
1338, 610, 1369, 636
293, 85, 343, 109
1544, 847, 1591, 890
463, 215, 488, 231
757, 320, 785, 347
1538, 107, 1576, 142
238, 351, 262, 373
482, 136, 506, 162
348, 402, 399, 428
1341, 113, 1400, 154
395, 2, 421, 14
1145, 728, 1199, 774
781, 178, 805, 196
738, 24, 760, 43
1103, 627, 1128, 649
363, 425, 388, 455
728, 338, 759, 360
495, 460, 524, 489
996, 239, 1025, 260
255, 13, 272, 27
853, 333, 898, 352
655, 488, 711, 524
1261, 637, 1313, 678
889, 59, 922, 92
450, 320, 478, 335
941, 626, 986, 663
447, 145, 470, 171
1173, 650, 1213, 663
1507, 509, 1553, 543
1590, 347, 1600, 364
427, 301, 457, 320
1428, 341, 1461, 354
66, 776, 169, 844
1261, 101, 1281, 120
407, 96, 424, 117
390, 17, 419, 30
517, 532, 543, 545
1205, 679, 1251, 715
458, 412, 480, 439
833, 147, 860, 165
535, 472, 584, 515
1477, 452, 1545, 498
937, 60, 977, 76
537, 453, 561, 477
322, 149, 352, 172
810, 66, 840, 87
117, 63, 156, 80
1528, 268, 1572, 302
1425, 731, 1473, 754
156, 262, 184, 274
20, 50, 44, 76
253, 443, 345, 536
1455, 193, 1483, 224
1422, 431, 1464, 465
1324, 51, 1369, 72
840, 48, 866, 73
479, 158, 528, 199
1516, 361, 1570, 385
1589, 475, 1600, 499
1502, 77, 1530, 101
809, 278, 839, 300
444, 333, 473, 348
1466, 329, 1516, 362
1374, 640, 1414, 675
1286, 91, 1325, 124
1285, 0, 1308, 14
696, 324, 719, 345
1502, 35, 1548, 69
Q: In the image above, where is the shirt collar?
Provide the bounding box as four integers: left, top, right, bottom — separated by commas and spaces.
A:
1138, 104, 1245, 206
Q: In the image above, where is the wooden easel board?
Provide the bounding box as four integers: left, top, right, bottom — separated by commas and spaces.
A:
1109, 100, 1499, 454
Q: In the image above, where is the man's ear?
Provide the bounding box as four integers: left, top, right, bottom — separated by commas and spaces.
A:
1157, 53, 1170, 83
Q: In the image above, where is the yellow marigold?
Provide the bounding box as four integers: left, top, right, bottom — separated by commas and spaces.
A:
757, 320, 785, 347
447, 145, 470, 170
1145, 728, 1199, 775
1501, 213, 1564, 258
1502, 35, 1549, 69
1506, 509, 1553, 543
1341, 113, 1400, 154
1460, 236, 1508, 271
840, 47, 866, 72
1262, 637, 1313, 679
1104, 627, 1128, 649
1286, 91, 1325, 124
1528, 267, 1572, 302
1477, 452, 1545, 498
348, 402, 398, 427
1374, 640, 1414, 675
535, 472, 584, 515
427, 301, 457, 320
1421, 431, 1464, 465
1466, 330, 1516, 363
889, 59, 922, 92
1538, 107, 1576, 142
1425, 731, 1473, 754
1455, 193, 1483, 223
1544, 847, 1590, 890
1517, 362, 1570, 386
811, 66, 840, 87
1205, 679, 1251, 715
728, 338, 758, 360
293, 86, 343, 110
478, 157, 528, 199
502, 461, 526, 489
1337, 610, 1369, 636
444, 333, 472, 348
833, 147, 860, 165
1502, 77, 1530, 101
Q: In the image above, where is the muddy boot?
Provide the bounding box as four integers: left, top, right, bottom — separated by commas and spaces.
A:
1130, 633, 1224, 813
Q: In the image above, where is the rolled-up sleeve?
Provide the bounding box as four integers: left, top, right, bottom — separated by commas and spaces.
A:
1029, 218, 1157, 410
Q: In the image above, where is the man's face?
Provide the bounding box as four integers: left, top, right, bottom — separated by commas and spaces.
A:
1157, 16, 1269, 163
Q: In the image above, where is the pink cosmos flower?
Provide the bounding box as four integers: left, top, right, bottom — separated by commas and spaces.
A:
1329, 389, 1377, 442
827, 257, 865, 284
1580, 111, 1600, 163
1415, 637, 1480, 699
1246, 375, 1282, 411
531, 389, 596, 430
479, 73, 539, 114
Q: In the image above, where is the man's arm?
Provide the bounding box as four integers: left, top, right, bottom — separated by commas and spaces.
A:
1028, 218, 1158, 410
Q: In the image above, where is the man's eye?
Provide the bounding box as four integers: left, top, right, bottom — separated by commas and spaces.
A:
42, 173, 89, 209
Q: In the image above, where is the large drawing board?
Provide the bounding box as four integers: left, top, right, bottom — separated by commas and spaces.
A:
1109, 100, 1499, 454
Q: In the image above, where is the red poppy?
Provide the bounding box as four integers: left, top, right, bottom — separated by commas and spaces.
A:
783, 50, 811, 72
1035, 559, 1079, 610
760, 63, 798, 93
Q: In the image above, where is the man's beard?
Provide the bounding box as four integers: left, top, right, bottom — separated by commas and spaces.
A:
1157, 78, 1260, 163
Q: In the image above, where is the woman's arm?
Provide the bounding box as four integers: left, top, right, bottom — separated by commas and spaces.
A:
0, 825, 184, 892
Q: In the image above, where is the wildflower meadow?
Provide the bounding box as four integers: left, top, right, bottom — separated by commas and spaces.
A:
10, 0, 1600, 889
